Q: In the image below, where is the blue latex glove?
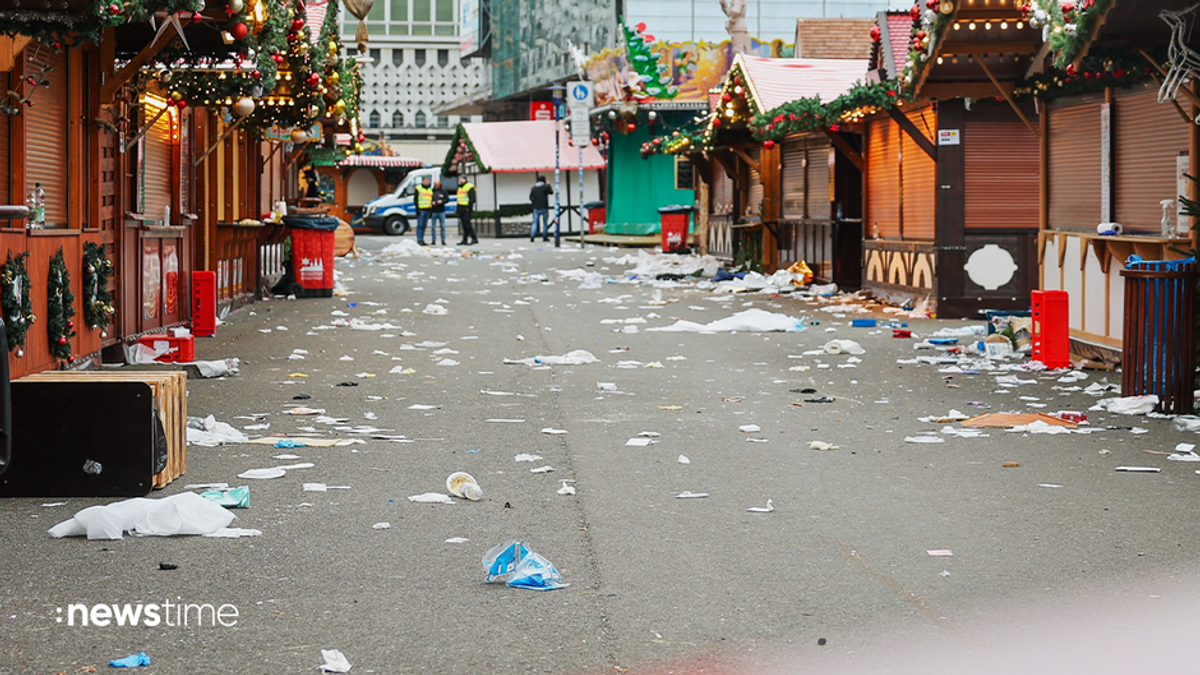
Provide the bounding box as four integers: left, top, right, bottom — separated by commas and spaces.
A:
109, 651, 151, 668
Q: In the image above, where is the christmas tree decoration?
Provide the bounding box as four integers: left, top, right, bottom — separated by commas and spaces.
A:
1, 251, 34, 353
620, 21, 678, 100
82, 241, 114, 333
46, 248, 75, 362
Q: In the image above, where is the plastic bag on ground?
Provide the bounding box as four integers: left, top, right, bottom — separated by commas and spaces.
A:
648, 309, 807, 333
504, 349, 600, 366
49, 492, 237, 540
187, 415, 250, 447
1090, 395, 1159, 415
1173, 416, 1200, 432
810, 282, 838, 296
506, 551, 569, 591
482, 540, 532, 582
109, 652, 151, 668
319, 648, 353, 673
381, 239, 426, 257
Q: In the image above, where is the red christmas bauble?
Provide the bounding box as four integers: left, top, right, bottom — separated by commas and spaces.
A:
591, 138, 599, 146
191, 10, 204, 23
176, 100, 188, 109
635, 21, 647, 32
870, 25, 881, 41
57, 336, 67, 345
722, 92, 732, 102
307, 73, 321, 87
291, 18, 305, 31
67, 355, 75, 363
626, 123, 636, 132
712, 117, 722, 127
67, 320, 74, 329
251, 69, 261, 79
230, 22, 248, 40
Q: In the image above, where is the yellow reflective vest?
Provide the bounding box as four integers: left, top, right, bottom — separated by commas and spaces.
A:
416, 185, 433, 209
456, 182, 475, 206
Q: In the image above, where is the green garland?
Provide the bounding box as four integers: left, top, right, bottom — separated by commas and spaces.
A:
1029, 0, 1113, 69
748, 79, 902, 142
901, 2, 956, 99
641, 128, 707, 158
0, 0, 198, 46
82, 242, 114, 334
1, 251, 35, 354
1014, 47, 1155, 101
47, 248, 75, 362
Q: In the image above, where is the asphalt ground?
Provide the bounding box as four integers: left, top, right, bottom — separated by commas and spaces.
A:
2, 234, 1200, 674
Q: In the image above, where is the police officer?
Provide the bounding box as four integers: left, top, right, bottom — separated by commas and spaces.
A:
456, 175, 478, 245
415, 176, 433, 245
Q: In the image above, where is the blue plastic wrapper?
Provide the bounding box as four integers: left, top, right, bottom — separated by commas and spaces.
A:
482, 540, 531, 582
109, 651, 151, 668
201, 485, 250, 508
506, 551, 569, 591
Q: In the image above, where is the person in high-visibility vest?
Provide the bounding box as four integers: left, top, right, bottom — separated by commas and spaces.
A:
415, 176, 433, 245
456, 176, 478, 246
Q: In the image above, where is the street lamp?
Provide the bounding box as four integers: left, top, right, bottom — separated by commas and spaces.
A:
549, 84, 565, 248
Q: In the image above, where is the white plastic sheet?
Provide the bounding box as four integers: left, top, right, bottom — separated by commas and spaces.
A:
504, 350, 600, 366
1090, 395, 1159, 415
648, 309, 806, 333
187, 415, 250, 447
48, 492, 237, 540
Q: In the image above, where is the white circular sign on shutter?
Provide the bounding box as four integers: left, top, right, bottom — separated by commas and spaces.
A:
963, 244, 1017, 290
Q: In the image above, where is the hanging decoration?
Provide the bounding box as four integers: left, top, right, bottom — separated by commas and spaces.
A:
341, 0, 375, 53
1025, 0, 1112, 69
749, 79, 902, 141
900, 0, 956, 98
1, 52, 53, 118
1, 251, 34, 357
1013, 48, 1154, 100
46, 248, 75, 363
0, 0, 198, 45
82, 242, 114, 337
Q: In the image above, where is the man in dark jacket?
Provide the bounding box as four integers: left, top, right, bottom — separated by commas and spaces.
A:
456, 175, 478, 245
430, 180, 449, 246
529, 175, 553, 242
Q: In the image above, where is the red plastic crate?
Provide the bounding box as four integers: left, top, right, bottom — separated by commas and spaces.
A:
291, 228, 335, 296
193, 271, 216, 337
1031, 289, 1069, 368
660, 213, 689, 253
137, 334, 195, 363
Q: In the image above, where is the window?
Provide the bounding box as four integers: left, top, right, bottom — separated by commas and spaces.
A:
437, 49, 449, 67
414, 49, 426, 66
369, 110, 381, 128
437, 116, 448, 128
392, 49, 404, 66
392, 110, 404, 127
415, 111, 427, 128
349, 0, 457, 39
369, 48, 381, 63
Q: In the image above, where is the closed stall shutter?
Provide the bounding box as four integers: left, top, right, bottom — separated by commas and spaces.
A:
25, 50, 68, 226
1114, 86, 1188, 234
747, 147, 763, 217
807, 139, 831, 220
901, 106, 936, 240
711, 163, 732, 214
1048, 96, 1102, 230
867, 117, 900, 238
0, 71, 9, 205
142, 106, 173, 222
781, 139, 806, 219
964, 105, 1040, 229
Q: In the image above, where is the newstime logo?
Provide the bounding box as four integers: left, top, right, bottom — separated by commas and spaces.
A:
56, 600, 239, 627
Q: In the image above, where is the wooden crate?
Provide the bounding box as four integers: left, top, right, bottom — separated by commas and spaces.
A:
17, 370, 187, 488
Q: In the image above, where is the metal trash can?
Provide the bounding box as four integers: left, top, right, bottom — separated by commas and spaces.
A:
583, 201, 605, 235
657, 205, 693, 253
1120, 256, 1199, 414
283, 214, 339, 298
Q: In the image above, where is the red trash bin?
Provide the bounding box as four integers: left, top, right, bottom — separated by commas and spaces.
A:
658, 205, 693, 253
583, 201, 605, 235
284, 215, 338, 298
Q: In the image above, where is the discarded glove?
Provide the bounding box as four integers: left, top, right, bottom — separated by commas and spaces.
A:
109, 652, 151, 668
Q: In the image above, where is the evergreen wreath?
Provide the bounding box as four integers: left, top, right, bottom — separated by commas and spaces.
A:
46, 248, 76, 362
1, 251, 35, 355
82, 241, 114, 335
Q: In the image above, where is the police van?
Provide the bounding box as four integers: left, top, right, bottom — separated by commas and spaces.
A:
360, 167, 458, 235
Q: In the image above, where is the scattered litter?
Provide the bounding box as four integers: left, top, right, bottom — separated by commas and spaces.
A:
482, 541, 568, 591
648, 308, 807, 333
905, 436, 945, 444
1091, 395, 1159, 415
540, 428, 568, 435
677, 455, 691, 464
109, 652, 151, 668
319, 648, 353, 673
445, 537, 469, 544
200, 486, 250, 508
408, 493, 454, 504
809, 441, 838, 450
1169, 443, 1200, 462
962, 413, 1076, 429
530, 465, 555, 474
202, 527, 261, 538
302, 483, 351, 492
1115, 466, 1161, 473
446, 472, 483, 501
186, 415, 250, 447
284, 407, 326, 415
504, 350, 600, 366
1038, 483, 1064, 488
927, 549, 953, 557
625, 437, 653, 447
372, 522, 391, 530
823, 339, 865, 355
422, 303, 449, 315
1002, 462, 1021, 468
738, 424, 761, 433
1173, 416, 1200, 432
556, 480, 577, 496
486, 418, 525, 423
675, 491, 709, 499
747, 499, 775, 513
49, 493, 237, 540
514, 454, 543, 462
408, 404, 440, 410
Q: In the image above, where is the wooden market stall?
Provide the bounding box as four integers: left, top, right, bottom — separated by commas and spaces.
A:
861, 1, 1047, 317
1033, 0, 1199, 359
